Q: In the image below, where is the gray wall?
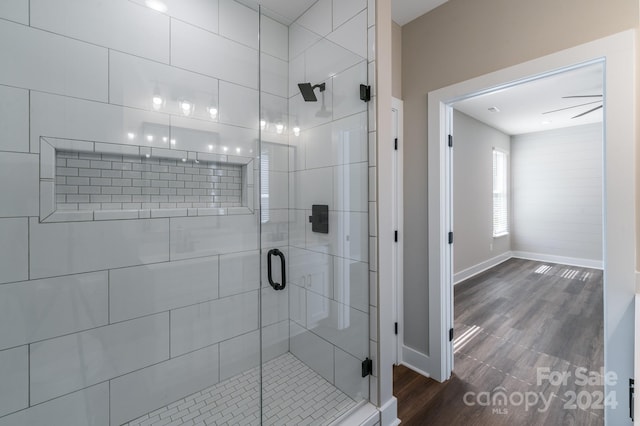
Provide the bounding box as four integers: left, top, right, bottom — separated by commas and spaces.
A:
511, 123, 603, 262
453, 110, 510, 275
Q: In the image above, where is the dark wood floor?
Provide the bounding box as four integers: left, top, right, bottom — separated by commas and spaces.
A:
394, 258, 604, 426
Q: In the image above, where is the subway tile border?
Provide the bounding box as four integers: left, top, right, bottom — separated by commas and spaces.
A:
39, 137, 256, 222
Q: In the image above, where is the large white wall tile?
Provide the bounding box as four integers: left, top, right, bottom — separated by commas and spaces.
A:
0, 153, 38, 217
169, 115, 258, 154
170, 291, 258, 356
334, 347, 368, 400
289, 24, 321, 62
0, 346, 28, 417
333, 0, 367, 29
267, 171, 289, 209
0, 383, 108, 426
262, 320, 289, 361
333, 61, 368, 120
130, 0, 219, 34
327, 11, 367, 59
334, 258, 368, 313
0, 0, 28, 24
344, 211, 369, 262
31, 0, 169, 63
219, 250, 260, 297
31, 92, 170, 153
262, 141, 290, 173
289, 247, 333, 298
306, 293, 368, 359
260, 209, 289, 248
0, 20, 107, 101
171, 19, 258, 89
110, 344, 219, 426
0, 85, 28, 152
219, 330, 259, 381
305, 210, 342, 257
290, 321, 334, 383
109, 51, 219, 121
0, 218, 28, 284
289, 284, 307, 327
261, 54, 288, 98
292, 167, 333, 210
0, 272, 108, 351
30, 314, 169, 404
296, 0, 332, 37
305, 39, 361, 90
170, 214, 258, 260
29, 217, 170, 279
303, 112, 367, 170
219, 0, 258, 49
333, 162, 368, 212
289, 83, 334, 131
262, 287, 288, 326
219, 81, 259, 129
110, 257, 218, 323
261, 16, 288, 61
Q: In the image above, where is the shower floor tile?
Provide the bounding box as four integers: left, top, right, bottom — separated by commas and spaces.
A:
124, 353, 358, 426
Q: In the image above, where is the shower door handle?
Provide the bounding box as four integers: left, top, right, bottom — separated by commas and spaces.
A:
267, 248, 286, 291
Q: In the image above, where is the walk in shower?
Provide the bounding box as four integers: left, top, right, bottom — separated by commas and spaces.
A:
0, 0, 373, 424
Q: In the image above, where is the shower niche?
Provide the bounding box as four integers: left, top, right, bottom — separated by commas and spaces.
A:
39, 137, 256, 223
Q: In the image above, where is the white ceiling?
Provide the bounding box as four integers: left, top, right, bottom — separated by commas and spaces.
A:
391, 0, 449, 25
453, 63, 604, 136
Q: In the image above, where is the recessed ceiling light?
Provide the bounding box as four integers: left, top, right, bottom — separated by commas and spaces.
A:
487, 106, 500, 113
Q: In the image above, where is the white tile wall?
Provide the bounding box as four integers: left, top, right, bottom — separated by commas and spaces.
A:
219, 250, 260, 297
110, 256, 218, 323
130, 0, 220, 34
109, 50, 219, 120
0, 272, 108, 351
0, 85, 29, 152
0, 383, 109, 426
29, 217, 170, 279
261, 287, 289, 326
31, 0, 169, 63
334, 257, 369, 312
290, 321, 334, 383
30, 313, 169, 404
219, 330, 259, 381
296, 0, 332, 37
171, 19, 258, 89
333, 61, 368, 120
333, 162, 369, 212
327, 10, 368, 59
170, 291, 258, 356
219, 81, 259, 129
30, 92, 170, 153
0, 153, 38, 217
261, 54, 289, 97
0, 346, 28, 417
169, 114, 258, 154
0, 0, 28, 24
289, 24, 321, 61
334, 347, 368, 400
170, 214, 258, 260
219, 0, 259, 49
333, 0, 367, 30
260, 16, 288, 61
0, 20, 107, 101
262, 320, 289, 362
289, 284, 307, 327
289, 247, 334, 298
110, 344, 220, 426
305, 39, 361, 89
0, 218, 28, 284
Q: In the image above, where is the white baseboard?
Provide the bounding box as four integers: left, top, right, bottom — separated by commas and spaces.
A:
511, 251, 603, 270
453, 251, 513, 285
379, 397, 399, 426
401, 345, 432, 379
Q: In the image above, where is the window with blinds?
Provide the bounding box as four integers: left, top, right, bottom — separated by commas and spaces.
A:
493, 148, 509, 237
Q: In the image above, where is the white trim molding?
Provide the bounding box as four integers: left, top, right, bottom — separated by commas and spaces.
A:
511, 251, 603, 270
453, 252, 513, 285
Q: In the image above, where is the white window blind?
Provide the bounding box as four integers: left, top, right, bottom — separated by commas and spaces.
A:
493, 149, 508, 237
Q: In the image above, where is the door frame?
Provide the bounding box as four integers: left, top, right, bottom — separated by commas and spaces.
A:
425, 30, 636, 424
391, 97, 404, 365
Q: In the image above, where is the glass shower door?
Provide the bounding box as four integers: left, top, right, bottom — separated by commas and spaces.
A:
259, 2, 371, 424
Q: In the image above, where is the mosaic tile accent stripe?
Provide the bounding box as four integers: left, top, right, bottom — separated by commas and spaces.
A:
55, 151, 242, 211
124, 353, 358, 426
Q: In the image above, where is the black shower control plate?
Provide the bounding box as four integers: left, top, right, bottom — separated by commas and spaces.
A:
309, 204, 329, 234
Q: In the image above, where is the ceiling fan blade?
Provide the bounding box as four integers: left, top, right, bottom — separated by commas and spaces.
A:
562, 95, 603, 98
542, 100, 601, 115
571, 104, 603, 119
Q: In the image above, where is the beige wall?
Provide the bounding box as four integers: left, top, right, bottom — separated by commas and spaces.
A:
401, 0, 638, 352
392, 21, 402, 99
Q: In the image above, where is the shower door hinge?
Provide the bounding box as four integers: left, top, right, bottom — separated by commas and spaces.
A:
394, 322, 398, 335
361, 357, 373, 377
449, 328, 454, 342
448, 134, 453, 147
360, 84, 371, 102
448, 231, 454, 244
394, 138, 398, 150
394, 230, 398, 242
630, 378, 635, 420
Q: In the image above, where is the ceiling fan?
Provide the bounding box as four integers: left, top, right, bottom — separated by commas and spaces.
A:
542, 94, 603, 119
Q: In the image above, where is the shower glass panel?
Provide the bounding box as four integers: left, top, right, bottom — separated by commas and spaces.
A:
0, 0, 369, 425
259, 2, 371, 424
